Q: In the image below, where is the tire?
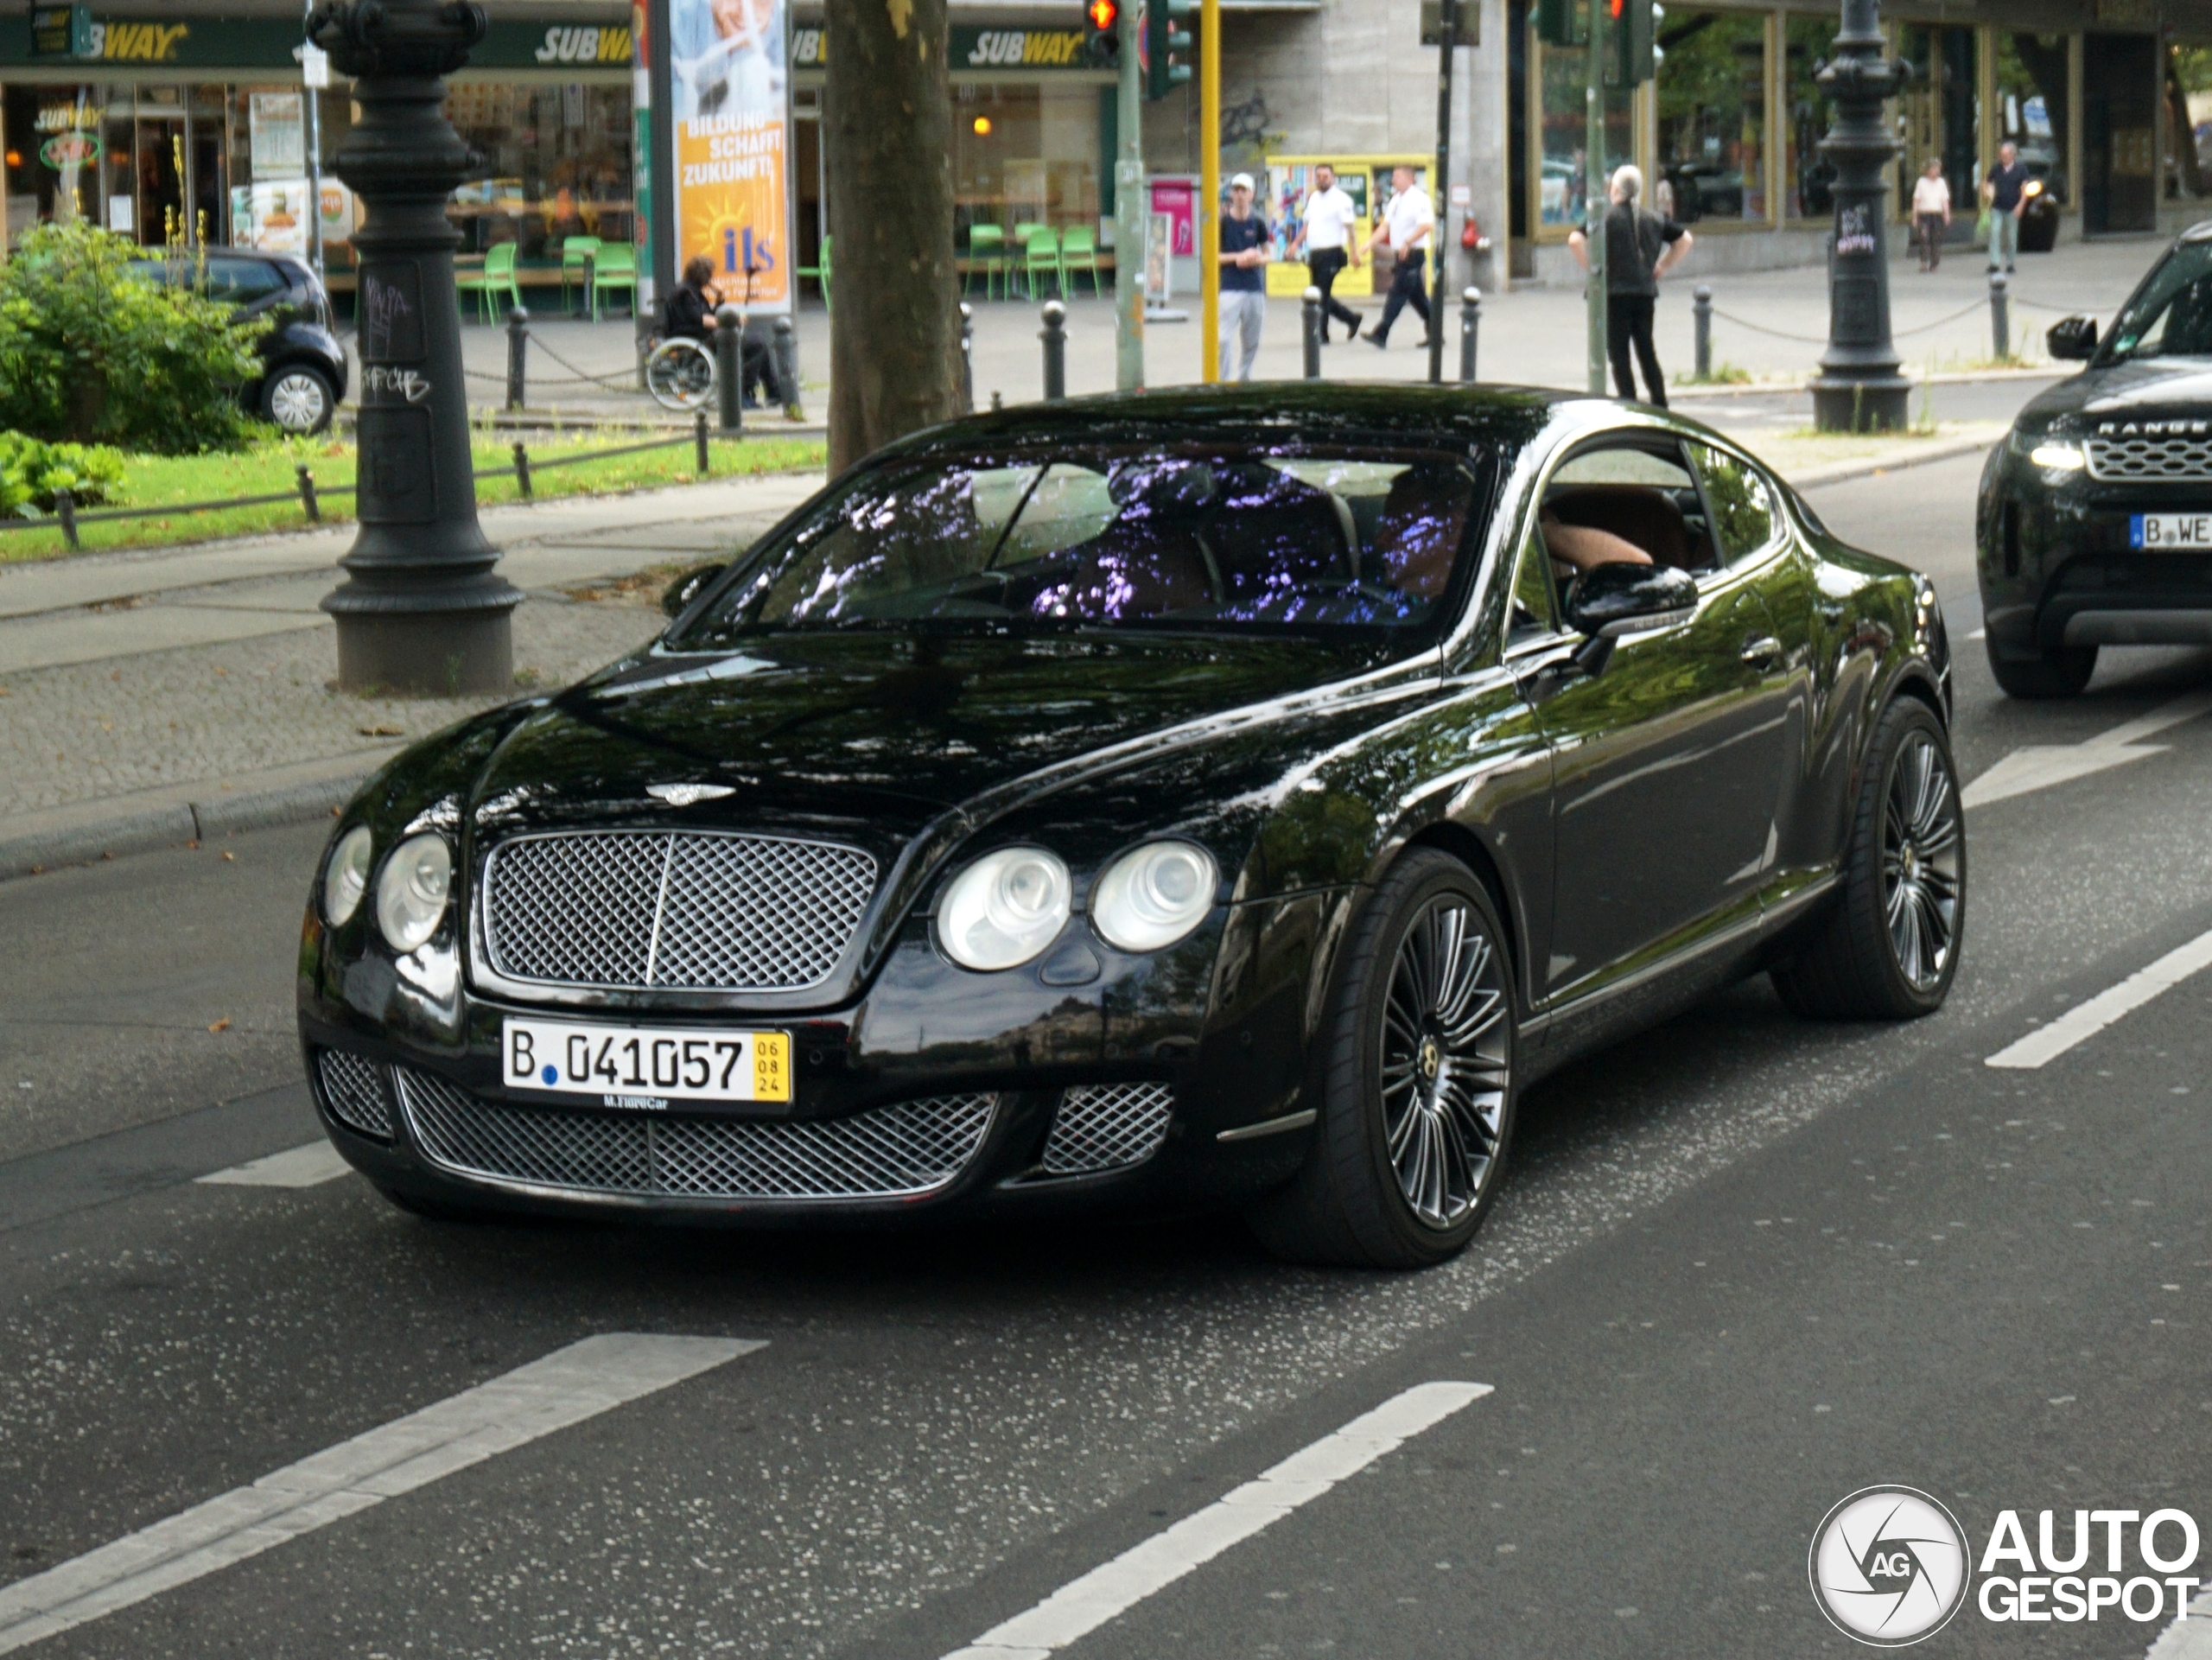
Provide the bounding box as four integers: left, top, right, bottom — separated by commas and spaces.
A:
1772, 697, 1966, 1020
1245, 849, 1517, 1269
1986, 634, 2095, 699
645, 338, 715, 411
261, 364, 335, 435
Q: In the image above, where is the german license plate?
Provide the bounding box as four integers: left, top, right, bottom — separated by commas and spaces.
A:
2130, 513, 2212, 550
502, 1018, 791, 1106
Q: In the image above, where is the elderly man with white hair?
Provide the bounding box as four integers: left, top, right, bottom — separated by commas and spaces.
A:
1567, 163, 1694, 406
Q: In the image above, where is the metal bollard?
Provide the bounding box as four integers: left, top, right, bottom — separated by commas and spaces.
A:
715, 302, 743, 433
54, 487, 79, 551
1989, 271, 2011, 361
1459, 288, 1481, 385
694, 409, 710, 474
512, 440, 532, 500
1694, 286, 1713, 381
959, 302, 976, 415
773, 315, 802, 417
296, 463, 321, 522
1039, 300, 1067, 402
1303, 286, 1323, 380
505, 304, 529, 411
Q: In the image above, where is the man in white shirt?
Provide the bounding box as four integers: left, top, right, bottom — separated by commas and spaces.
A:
1287, 162, 1362, 343
1910, 158, 1951, 272
1360, 164, 1435, 350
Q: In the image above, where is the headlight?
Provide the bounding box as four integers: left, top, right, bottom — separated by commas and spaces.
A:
938, 847, 1071, 970
1090, 841, 1218, 953
2029, 441, 2086, 472
376, 833, 453, 953
322, 825, 373, 925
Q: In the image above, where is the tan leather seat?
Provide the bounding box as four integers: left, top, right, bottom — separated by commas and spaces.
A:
1545, 483, 1702, 570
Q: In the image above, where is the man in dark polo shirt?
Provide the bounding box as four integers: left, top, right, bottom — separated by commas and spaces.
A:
1983, 141, 2030, 274
1567, 165, 1693, 407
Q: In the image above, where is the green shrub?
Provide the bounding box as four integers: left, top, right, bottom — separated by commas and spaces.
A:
0, 431, 127, 516
0, 221, 267, 455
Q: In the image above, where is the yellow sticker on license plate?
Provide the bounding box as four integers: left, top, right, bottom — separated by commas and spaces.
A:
503, 1019, 792, 1105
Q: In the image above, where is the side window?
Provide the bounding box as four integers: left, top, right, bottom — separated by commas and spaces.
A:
1541, 441, 1713, 572
1505, 522, 1557, 645
207, 258, 286, 304
1688, 443, 1777, 565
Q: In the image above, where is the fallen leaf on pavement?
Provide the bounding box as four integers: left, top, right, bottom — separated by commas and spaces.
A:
207, 1018, 232, 1034
359, 723, 404, 737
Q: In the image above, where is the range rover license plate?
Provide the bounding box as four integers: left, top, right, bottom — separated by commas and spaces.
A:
503, 1019, 791, 1105
2130, 513, 2212, 550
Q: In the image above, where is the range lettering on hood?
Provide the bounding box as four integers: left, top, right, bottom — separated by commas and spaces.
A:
2095, 418, 2212, 436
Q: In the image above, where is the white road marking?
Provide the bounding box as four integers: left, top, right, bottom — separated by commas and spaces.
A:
1986, 927, 2212, 1069
2146, 1585, 2212, 1658
195, 1142, 352, 1188
0, 1333, 759, 1655
1962, 690, 2212, 809
942, 1381, 1492, 1659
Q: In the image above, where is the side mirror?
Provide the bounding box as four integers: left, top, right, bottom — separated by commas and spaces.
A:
1560, 563, 1700, 676
2046, 315, 2098, 361
661, 563, 726, 618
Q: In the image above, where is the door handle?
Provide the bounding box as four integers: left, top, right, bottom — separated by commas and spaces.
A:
1739, 634, 1784, 668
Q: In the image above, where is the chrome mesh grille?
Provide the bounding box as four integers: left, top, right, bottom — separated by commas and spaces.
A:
483, 831, 876, 992
1040, 1082, 1174, 1174
316, 1049, 392, 1140
2086, 434, 2212, 481
394, 1067, 995, 1200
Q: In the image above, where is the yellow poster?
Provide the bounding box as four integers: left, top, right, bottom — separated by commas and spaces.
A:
669, 0, 791, 311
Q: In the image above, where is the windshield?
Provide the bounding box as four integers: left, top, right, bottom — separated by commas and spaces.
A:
671, 445, 1489, 646
2105, 240, 2212, 362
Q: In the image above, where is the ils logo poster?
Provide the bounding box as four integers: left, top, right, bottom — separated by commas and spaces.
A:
669, 0, 791, 309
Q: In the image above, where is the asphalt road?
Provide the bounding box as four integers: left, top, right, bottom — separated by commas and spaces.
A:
3, 445, 2210, 1659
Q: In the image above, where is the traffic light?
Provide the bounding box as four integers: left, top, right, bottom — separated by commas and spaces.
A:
1146, 0, 1195, 101
1535, 0, 1585, 49
1084, 0, 1121, 69
1610, 0, 1657, 84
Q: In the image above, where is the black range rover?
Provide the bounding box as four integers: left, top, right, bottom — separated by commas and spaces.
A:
1980, 223, 2212, 696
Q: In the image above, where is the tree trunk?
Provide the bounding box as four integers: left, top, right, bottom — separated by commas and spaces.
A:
2167, 52, 2211, 200
824, 0, 963, 474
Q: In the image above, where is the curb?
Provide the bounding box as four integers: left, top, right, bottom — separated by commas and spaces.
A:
0, 768, 377, 884
1785, 433, 1997, 489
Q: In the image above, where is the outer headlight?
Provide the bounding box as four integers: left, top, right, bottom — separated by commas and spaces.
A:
1090, 841, 1218, 953
2029, 441, 2086, 473
322, 825, 373, 925
376, 833, 453, 953
938, 847, 1071, 970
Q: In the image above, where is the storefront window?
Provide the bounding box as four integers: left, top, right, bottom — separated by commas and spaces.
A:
442, 82, 634, 259
1536, 41, 1632, 228
1998, 34, 2070, 203
1896, 25, 1976, 226
1655, 10, 1767, 224
950, 83, 1101, 242
1782, 14, 1836, 219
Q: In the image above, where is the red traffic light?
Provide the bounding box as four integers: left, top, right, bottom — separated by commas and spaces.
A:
1087, 0, 1118, 29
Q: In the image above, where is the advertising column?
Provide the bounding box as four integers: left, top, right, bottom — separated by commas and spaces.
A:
666, 0, 792, 317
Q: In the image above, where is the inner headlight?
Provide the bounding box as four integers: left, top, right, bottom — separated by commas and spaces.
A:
322, 825, 373, 926
938, 846, 1071, 971
376, 833, 453, 953
2029, 441, 2086, 472
1091, 841, 1219, 953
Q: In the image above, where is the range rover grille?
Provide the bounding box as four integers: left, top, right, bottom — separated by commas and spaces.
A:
2086, 434, 2212, 482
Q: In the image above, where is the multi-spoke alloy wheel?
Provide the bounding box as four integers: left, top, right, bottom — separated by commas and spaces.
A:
263, 366, 334, 435
1380, 895, 1510, 1230
1880, 732, 1961, 991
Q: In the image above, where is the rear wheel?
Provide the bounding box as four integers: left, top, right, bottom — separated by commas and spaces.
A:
645, 337, 715, 411
1773, 697, 1965, 1019
1986, 634, 2095, 698
1246, 849, 1516, 1269
261, 365, 334, 435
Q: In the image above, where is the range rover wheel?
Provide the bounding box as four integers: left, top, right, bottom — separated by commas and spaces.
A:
1985, 635, 2095, 699
1773, 697, 1965, 1020
1246, 849, 1516, 1269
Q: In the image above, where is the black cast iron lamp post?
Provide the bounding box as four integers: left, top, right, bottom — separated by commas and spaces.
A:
1808, 0, 1911, 433
308, 0, 520, 694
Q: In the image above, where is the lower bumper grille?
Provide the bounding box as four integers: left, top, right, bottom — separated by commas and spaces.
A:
1040, 1082, 1174, 1174
316, 1048, 392, 1140
392, 1067, 997, 1201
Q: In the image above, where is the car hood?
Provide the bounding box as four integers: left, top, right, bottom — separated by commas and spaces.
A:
2021, 357, 2212, 431
468, 631, 1403, 849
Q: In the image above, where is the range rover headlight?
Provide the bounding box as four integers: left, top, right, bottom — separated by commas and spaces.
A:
322, 825, 373, 926
1090, 841, 1218, 953
938, 846, 1071, 970
2029, 441, 2086, 473
376, 833, 453, 953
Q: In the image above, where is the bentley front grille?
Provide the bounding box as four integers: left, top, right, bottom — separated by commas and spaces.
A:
316, 1048, 392, 1140
393, 1067, 997, 1201
1039, 1082, 1175, 1174
482, 830, 878, 992
2086, 434, 2212, 482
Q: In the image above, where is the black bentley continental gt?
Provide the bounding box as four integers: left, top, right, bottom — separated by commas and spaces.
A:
1981, 221, 2212, 696
299, 385, 1962, 1268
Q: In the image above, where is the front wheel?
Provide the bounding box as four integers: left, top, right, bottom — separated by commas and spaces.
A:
1245, 849, 1517, 1269
1986, 634, 2095, 699
645, 337, 715, 411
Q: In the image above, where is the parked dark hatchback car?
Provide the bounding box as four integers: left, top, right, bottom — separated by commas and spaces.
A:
299, 385, 1962, 1267
131, 248, 349, 435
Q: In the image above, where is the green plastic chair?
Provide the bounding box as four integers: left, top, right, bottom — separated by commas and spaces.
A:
817, 232, 831, 315
965, 224, 1008, 301
1058, 225, 1100, 298
1021, 226, 1062, 302
1011, 221, 1049, 296
558, 235, 601, 316
455, 240, 521, 325
591, 243, 638, 321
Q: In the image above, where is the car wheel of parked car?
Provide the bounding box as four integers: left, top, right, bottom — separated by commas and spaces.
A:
263, 365, 335, 436
1985, 635, 2097, 699
1246, 849, 1516, 1269
1773, 698, 1965, 1021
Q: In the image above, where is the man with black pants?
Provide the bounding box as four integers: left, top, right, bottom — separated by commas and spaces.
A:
1360, 164, 1435, 351
1288, 162, 1361, 342
1567, 165, 1692, 406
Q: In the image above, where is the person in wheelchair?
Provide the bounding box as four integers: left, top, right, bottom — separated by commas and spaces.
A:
664, 254, 794, 412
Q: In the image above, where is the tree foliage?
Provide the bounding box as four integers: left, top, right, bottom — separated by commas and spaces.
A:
0, 220, 266, 454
